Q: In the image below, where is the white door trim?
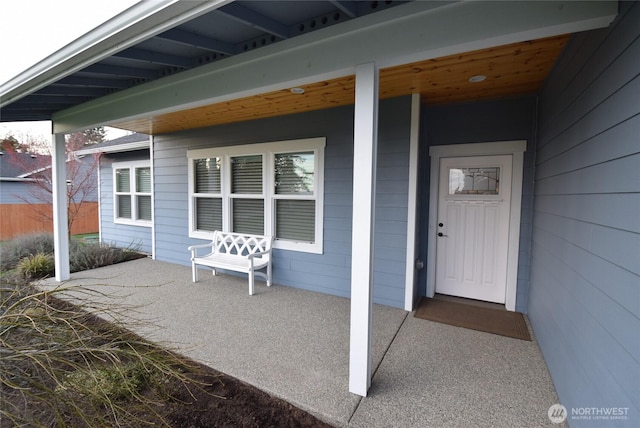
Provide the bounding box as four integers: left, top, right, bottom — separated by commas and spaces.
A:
427, 140, 526, 311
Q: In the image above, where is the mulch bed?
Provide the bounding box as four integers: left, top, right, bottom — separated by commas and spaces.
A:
0, 290, 334, 428
155, 361, 332, 428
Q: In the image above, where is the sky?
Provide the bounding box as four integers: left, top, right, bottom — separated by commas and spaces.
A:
0, 0, 140, 142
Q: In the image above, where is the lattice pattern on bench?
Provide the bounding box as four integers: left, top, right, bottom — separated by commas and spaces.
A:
214, 234, 271, 257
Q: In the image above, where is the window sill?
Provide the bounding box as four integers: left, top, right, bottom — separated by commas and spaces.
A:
114, 219, 153, 228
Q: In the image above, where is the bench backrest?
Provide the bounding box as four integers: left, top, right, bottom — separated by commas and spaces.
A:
212, 231, 272, 260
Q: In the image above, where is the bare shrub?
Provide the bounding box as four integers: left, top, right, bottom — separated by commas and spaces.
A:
0, 282, 208, 427
0, 233, 54, 271
0, 233, 143, 275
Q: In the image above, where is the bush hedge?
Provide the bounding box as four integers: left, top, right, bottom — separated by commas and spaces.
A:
0, 233, 143, 277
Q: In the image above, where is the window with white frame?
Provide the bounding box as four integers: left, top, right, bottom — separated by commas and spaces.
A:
113, 161, 152, 226
188, 137, 325, 253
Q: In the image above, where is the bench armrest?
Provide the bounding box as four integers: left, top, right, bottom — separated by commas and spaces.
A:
247, 247, 272, 260
188, 242, 215, 258
187, 243, 214, 251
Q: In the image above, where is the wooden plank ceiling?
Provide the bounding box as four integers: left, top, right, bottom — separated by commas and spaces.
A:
113, 34, 569, 135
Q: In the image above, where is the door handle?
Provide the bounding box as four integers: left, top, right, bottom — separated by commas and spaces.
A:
438, 232, 448, 237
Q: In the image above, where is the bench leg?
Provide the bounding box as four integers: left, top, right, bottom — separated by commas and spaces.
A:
267, 262, 272, 287
248, 269, 255, 295
192, 262, 198, 282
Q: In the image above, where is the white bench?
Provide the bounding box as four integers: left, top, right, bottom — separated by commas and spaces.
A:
188, 231, 273, 295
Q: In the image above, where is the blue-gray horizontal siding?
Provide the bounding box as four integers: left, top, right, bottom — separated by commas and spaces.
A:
530, 2, 640, 425
0, 181, 42, 204
419, 96, 537, 313
98, 153, 152, 254
152, 96, 412, 308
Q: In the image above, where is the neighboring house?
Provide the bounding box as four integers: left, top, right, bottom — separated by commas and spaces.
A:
76, 133, 152, 254
0, 151, 98, 239
1, 0, 637, 422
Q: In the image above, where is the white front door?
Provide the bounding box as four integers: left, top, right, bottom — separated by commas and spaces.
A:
435, 155, 513, 303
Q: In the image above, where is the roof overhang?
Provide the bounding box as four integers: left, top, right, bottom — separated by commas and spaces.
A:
51, 0, 617, 134
1, 1, 617, 135
0, 177, 37, 182
0, 0, 231, 111
75, 140, 150, 155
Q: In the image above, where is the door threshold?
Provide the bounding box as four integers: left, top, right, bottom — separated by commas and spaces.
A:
433, 293, 507, 311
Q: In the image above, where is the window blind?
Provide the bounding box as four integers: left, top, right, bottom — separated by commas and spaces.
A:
196, 197, 222, 231
136, 167, 151, 193
275, 152, 314, 195
116, 169, 130, 193
137, 195, 152, 221
195, 158, 221, 193
275, 199, 315, 242
232, 198, 263, 235
117, 195, 131, 219
231, 155, 262, 194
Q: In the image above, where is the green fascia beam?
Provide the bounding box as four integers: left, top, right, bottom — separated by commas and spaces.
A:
52, 1, 617, 134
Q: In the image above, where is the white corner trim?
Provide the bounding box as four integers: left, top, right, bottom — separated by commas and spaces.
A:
97, 158, 103, 244
404, 94, 420, 311
426, 140, 526, 312
149, 135, 156, 260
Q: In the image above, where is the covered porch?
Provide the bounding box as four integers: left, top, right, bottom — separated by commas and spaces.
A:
53, 257, 561, 427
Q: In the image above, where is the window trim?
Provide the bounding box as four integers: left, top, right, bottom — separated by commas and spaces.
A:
188, 137, 325, 254
113, 160, 152, 227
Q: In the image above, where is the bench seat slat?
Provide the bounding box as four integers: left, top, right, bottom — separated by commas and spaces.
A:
193, 253, 269, 273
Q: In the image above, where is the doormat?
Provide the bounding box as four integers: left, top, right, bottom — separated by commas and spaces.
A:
414, 297, 531, 341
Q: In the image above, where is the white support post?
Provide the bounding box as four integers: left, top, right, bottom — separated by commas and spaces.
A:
404, 94, 421, 311
52, 132, 70, 281
349, 62, 379, 397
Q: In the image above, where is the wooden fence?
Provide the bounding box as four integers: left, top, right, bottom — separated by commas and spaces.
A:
0, 202, 98, 240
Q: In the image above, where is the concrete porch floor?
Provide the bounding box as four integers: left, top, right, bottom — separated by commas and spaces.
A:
51, 258, 562, 427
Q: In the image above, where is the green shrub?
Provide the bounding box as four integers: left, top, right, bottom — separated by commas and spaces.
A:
60, 361, 152, 402
16, 253, 55, 279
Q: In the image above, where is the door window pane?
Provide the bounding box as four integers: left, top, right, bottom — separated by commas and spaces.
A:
195, 197, 222, 231
276, 199, 315, 242
275, 152, 314, 195
449, 167, 500, 195
231, 155, 262, 194
232, 198, 264, 235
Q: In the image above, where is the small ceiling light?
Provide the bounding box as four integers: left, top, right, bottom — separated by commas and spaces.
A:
468, 75, 487, 83
290, 87, 305, 94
